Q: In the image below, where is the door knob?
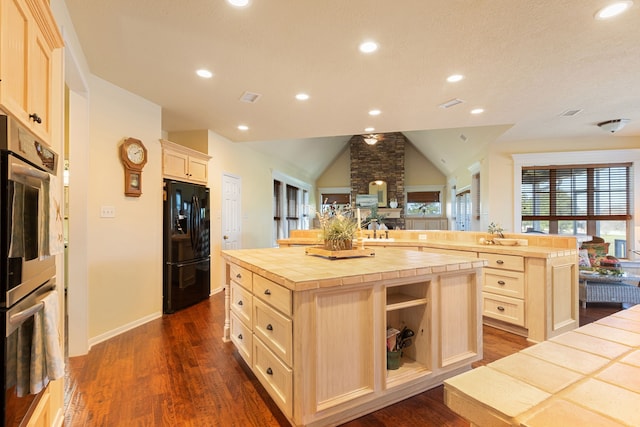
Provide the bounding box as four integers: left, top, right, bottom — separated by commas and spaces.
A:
223, 235, 229, 240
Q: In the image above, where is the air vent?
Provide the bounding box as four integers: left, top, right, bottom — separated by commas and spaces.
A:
560, 109, 583, 117
239, 91, 262, 103
439, 98, 465, 109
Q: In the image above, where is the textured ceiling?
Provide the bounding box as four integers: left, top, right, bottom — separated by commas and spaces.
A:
64, 0, 640, 176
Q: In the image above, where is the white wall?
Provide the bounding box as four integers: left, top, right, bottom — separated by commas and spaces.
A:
86, 75, 164, 342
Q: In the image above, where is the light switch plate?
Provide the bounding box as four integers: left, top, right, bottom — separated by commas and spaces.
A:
101, 206, 116, 218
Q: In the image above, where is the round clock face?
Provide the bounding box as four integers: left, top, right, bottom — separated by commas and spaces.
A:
127, 143, 145, 164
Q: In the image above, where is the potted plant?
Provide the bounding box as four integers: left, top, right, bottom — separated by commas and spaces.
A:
317, 204, 358, 251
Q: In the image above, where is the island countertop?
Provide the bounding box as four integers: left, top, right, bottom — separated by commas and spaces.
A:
221, 246, 486, 292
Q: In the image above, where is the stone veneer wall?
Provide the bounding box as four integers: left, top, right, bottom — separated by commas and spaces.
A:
350, 132, 406, 229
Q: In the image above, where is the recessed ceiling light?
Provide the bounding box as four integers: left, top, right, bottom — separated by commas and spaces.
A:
237, 125, 249, 131
470, 108, 484, 114
364, 127, 375, 132
595, 1, 633, 19
227, 0, 250, 7
447, 74, 464, 83
359, 41, 378, 54
368, 109, 381, 116
196, 69, 213, 78
295, 93, 309, 101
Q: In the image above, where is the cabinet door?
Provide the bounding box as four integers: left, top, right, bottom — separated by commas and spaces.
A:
163, 149, 190, 180
27, 27, 54, 142
0, 0, 58, 143
0, 0, 30, 117
188, 156, 208, 183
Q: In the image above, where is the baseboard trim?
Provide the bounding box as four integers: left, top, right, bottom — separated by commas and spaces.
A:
88, 311, 162, 350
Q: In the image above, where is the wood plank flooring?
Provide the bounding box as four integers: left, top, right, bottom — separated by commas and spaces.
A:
63, 292, 621, 427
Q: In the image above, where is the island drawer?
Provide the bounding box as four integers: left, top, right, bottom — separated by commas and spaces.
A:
230, 311, 252, 365
230, 281, 253, 327
253, 336, 293, 418
482, 292, 525, 327
483, 269, 525, 299
253, 274, 292, 316
479, 253, 524, 272
253, 298, 293, 366
229, 263, 253, 291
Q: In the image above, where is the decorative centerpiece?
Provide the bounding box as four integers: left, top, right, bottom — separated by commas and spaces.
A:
319, 209, 358, 251
306, 204, 375, 259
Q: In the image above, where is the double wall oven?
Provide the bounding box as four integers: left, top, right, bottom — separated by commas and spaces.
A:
0, 114, 59, 426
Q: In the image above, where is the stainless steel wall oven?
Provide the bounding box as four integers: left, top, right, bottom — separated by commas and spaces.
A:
0, 114, 59, 426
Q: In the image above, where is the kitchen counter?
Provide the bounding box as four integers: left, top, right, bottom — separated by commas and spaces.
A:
221, 246, 486, 291
444, 304, 640, 426
222, 247, 484, 426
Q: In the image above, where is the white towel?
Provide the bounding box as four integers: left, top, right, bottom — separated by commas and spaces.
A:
49, 176, 64, 256
30, 290, 65, 394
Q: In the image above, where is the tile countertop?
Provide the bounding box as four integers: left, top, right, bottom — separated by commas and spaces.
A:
221, 246, 486, 292
277, 238, 578, 259
444, 304, 640, 426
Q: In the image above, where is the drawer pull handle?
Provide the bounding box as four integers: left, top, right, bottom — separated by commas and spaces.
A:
266, 324, 273, 331
266, 367, 273, 375
236, 273, 242, 279
237, 300, 243, 306
496, 260, 504, 265
238, 334, 243, 340
264, 289, 272, 295
497, 280, 506, 285
497, 306, 505, 311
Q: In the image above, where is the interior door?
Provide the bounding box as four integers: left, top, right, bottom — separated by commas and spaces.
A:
222, 173, 241, 250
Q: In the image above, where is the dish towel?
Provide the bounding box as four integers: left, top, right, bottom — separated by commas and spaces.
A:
49, 176, 64, 256
30, 290, 65, 395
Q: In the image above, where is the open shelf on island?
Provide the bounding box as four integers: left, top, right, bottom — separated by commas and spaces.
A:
386, 282, 429, 311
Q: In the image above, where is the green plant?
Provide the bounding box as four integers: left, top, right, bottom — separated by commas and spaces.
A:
363, 206, 386, 228
316, 206, 358, 250
488, 222, 504, 238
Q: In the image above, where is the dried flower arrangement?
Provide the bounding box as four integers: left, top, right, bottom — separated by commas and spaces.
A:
316, 203, 358, 251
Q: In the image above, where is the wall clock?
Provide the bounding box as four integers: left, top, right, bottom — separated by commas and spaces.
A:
120, 137, 148, 197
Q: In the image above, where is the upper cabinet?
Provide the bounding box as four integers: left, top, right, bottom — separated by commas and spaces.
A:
160, 139, 211, 185
0, 0, 63, 144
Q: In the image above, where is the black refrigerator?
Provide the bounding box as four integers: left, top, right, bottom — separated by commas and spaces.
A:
163, 179, 211, 313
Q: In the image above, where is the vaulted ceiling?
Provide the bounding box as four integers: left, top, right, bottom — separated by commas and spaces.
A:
64, 0, 640, 177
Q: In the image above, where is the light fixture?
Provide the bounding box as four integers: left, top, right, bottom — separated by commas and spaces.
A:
364, 127, 375, 132
597, 119, 630, 133
227, 0, 250, 7
237, 125, 249, 131
196, 69, 213, 78
295, 93, 309, 101
470, 108, 484, 114
364, 135, 378, 145
447, 74, 464, 83
359, 41, 378, 54
368, 109, 381, 116
595, 1, 633, 19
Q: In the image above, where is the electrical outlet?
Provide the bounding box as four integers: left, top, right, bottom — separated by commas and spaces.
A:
100, 206, 116, 218
418, 234, 427, 241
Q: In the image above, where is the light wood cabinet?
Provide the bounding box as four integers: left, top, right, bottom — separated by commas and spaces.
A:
0, 0, 63, 144
25, 386, 51, 427
223, 247, 483, 426
160, 139, 211, 184
405, 218, 448, 230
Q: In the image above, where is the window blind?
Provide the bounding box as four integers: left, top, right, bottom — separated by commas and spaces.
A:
522, 164, 631, 221
407, 191, 440, 203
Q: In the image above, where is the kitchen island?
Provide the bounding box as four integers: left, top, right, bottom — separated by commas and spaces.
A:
221, 247, 486, 427
279, 230, 580, 343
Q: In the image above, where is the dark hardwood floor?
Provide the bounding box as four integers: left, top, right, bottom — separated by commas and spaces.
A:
63, 292, 621, 427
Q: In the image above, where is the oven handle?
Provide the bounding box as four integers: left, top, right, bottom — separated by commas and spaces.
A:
9, 302, 45, 326
8, 283, 57, 328
10, 162, 50, 181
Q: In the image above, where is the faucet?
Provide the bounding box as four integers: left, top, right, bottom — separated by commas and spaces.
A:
385, 230, 389, 239
373, 228, 377, 239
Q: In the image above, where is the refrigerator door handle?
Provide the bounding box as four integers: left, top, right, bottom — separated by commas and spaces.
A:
169, 258, 209, 268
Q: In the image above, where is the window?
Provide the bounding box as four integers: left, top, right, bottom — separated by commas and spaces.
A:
320, 193, 351, 213
521, 163, 632, 256
406, 191, 441, 216
273, 172, 312, 245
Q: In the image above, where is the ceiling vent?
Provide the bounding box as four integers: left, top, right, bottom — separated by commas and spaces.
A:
438, 98, 465, 109
560, 109, 583, 117
239, 91, 262, 103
